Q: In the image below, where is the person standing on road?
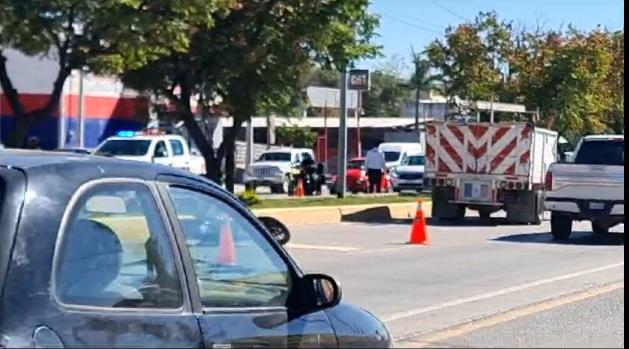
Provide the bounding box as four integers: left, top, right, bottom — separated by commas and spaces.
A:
365, 145, 386, 193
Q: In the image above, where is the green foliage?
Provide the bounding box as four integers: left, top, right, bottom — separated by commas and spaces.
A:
423, 11, 624, 140
362, 57, 410, 117
237, 188, 261, 207
276, 126, 317, 147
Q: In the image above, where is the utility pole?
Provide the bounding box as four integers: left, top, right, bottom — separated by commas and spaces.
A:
78, 68, 86, 148
336, 68, 348, 198
414, 88, 420, 132
489, 93, 495, 124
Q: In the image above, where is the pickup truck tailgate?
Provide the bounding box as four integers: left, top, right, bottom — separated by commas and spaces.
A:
548, 164, 624, 201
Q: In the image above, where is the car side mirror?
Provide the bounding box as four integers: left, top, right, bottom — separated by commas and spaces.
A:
302, 273, 342, 310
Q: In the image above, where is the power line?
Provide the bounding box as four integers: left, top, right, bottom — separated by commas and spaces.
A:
432, 0, 467, 21
379, 10, 443, 35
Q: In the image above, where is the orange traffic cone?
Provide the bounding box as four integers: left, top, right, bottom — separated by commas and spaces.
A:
408, 200, 429, 245
218, 221, 237, 265
294, 178, 305, 197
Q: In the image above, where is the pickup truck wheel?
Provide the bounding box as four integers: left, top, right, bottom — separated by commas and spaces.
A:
591, 220, 610, 235
551, 213, 572, 240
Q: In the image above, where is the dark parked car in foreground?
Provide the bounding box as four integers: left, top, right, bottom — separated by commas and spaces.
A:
0, 150, 391, 348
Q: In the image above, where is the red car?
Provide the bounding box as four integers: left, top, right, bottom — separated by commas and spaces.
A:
329, 157, 391, 194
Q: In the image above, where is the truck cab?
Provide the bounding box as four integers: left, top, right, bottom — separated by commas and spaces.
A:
544, 135, 624, 240
244, 148, 316, 194
93, 130, 205, 175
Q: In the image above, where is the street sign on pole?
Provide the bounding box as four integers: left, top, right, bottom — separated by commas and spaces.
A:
348, 69, 370, 91
336, 68, 349, 198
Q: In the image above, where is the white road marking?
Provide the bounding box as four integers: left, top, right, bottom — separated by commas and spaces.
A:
397, 282, 625, 348
285, 243, 358, 252
383, 262, 624, 323
353, 245, 417, 254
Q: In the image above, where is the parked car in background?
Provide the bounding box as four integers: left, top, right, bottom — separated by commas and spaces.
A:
378, 142, 423, 170
544, 135, 624, 240
244, 148, 316, 194
93, 129, 206, 176
0, 150, 391, 348
329, 157, 391, 194
390, 152, 425, 193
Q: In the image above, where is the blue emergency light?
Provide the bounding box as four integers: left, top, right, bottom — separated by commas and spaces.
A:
116, 131, 136, 137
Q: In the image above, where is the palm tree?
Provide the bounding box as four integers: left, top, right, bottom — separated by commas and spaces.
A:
409, 48, 443, 131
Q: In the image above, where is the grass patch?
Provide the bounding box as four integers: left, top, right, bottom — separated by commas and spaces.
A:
250, 193, 431, 209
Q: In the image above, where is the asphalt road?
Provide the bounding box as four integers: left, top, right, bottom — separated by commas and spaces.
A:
282, 214, 624, 348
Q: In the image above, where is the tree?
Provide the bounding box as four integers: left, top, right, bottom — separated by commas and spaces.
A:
0, 0, 228, 147
123, 0, 379, 193
361, 56, 409, 117
408, 49, 442, 129
424, 11, 513, 103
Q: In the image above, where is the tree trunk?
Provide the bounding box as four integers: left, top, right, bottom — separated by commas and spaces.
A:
177, 88, 223, 184
0, 53, 70, 148
223, 123, 243, 193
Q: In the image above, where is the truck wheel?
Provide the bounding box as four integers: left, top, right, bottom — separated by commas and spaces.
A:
551, 213, 572, 240
455, 205, 466, 219
530, 190, 544, 225
591, 220, 610, 235
245, 183, 256, 192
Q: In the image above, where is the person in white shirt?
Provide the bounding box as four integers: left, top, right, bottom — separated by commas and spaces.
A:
365, 145, 386, 193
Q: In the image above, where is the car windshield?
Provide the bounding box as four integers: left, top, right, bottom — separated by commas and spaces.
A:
259, 152, 292, 162
404, 155, 425, 166
384, 151, 401, 162
348, 160, 365, 169
574, 139, 624, 166
95, 140, 152, 156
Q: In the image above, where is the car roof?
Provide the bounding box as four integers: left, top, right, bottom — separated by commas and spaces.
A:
104, 134, 185, 142
263, 148, 312, 153
0, 149, 206, 183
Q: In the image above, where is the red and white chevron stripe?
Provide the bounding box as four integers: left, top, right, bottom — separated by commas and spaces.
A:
426, 123, 533, 176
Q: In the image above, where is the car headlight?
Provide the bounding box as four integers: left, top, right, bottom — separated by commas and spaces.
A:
390, 171, 398, 178
272, 167, 283, 175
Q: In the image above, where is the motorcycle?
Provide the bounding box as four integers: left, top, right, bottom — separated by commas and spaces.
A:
289, 162, 325, 196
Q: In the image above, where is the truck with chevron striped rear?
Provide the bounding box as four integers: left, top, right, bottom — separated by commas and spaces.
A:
423, 122, 558, 224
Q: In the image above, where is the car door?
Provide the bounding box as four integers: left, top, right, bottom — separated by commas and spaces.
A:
153, 140, 173, 167
155, 176, 338, 348
23, 180, 203, 348
168, 139, 190, 171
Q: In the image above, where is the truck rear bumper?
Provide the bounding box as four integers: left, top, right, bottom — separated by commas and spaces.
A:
544, 198, 624, 219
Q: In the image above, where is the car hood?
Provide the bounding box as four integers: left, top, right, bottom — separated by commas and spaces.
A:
112, 155, 150, 161
394, 165, 424, 173
250, 161, 292, 169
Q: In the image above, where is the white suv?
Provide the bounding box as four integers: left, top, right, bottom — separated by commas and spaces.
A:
244, 148, 315, 194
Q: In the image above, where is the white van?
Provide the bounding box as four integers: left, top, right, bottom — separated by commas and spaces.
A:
378, 142, 423, 169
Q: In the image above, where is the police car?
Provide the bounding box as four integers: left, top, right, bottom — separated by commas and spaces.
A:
93, 129, 206, 175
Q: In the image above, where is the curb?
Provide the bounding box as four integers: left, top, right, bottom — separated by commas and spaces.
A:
252, 201, 432, 227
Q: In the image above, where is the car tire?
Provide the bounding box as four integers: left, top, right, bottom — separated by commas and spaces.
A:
245, 183, 256, 192
591, 220, 610, 235
551, 213, 572, 240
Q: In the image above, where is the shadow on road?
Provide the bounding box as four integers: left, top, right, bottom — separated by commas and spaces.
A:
491, 231, 624, 246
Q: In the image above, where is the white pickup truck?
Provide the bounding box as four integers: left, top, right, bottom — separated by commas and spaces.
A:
544, 135, 624, 240
244, 148, 315, 194
93, 130, 206, 175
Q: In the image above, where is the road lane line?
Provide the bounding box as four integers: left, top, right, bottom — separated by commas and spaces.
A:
383, 261, 624, 323
397, 281, 624, 348
285, 243, 358, 252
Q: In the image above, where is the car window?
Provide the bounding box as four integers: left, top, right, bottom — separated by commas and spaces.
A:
258, 152, 292, 162
55, 183, 183, 309
167, 186, 291, 308
384, 151, 401, 162
348, 160, 365, 169
154, 141, 169, 158
95, 140, 151, 156
574, 140, 624, 166
405, 155, 426, 166
169, 140, 185, 156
